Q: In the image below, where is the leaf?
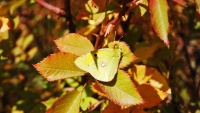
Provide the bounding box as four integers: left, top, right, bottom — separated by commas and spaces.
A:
0, 17, 11, 32
55, 33, 94, 56
137, 84, 167, 108
148, 69, 170, 92
80, 97, 98, 111
132, 107, 147, 113
130, 65, 155, 85
75, 48, 121, 82
42, 98, 58, 110
149, 0, 169, 47
102, 101, 131, 113
195, 0, 200, 14
172, 0, 187, 7
139, 0, 148, 16
47, 91, 82, 113
98, 70, 144, 107
91, 82, 107, 97
108, 41, 138, 68
133, 42, 164, 62
34, 52, 86, 81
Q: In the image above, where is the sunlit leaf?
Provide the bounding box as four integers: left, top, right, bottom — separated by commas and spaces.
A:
47, 91, 82, 113
130, 65, 155, 85
102, 101, 131, 113
138, 84, 167, 108
55, 33, 94, 56
0, 17, 11, 32
149, 0, 169, 47
139, 0, 148, 16
108, 41, 138, 68
34, 52, 86, 81
98, 70, 144, 107
195, 0, 200, 14
86, 0, 99, 13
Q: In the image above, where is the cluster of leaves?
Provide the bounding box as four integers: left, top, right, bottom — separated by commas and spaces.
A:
34, 33, 169, 112
1, 0, 200, 113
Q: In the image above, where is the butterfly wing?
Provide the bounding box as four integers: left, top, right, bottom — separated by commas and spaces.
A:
75, 48, 121, 82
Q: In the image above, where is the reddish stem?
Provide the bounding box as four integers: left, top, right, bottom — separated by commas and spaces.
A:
36, 0, 66, 16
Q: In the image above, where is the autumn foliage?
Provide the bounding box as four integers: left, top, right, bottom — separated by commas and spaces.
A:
0, 0, 200, 113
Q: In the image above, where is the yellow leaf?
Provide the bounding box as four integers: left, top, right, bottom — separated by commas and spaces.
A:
130, 65, 155, 85
0, 17, 11, 32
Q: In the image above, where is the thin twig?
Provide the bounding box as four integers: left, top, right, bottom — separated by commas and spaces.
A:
36, 0, 66, 16
64, 0, 76, 33
94, 1, 128, 50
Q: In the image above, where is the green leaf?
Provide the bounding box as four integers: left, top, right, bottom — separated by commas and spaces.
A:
108, 41, 137, 68
47, 91, 82, 113
34, 52, 86, 81
98, 70, 144, 107
55, 33, 94, 56
149, 0, 169, 47
75, 48, 121, 82
195, 0, 200, 14
139, 0, 148, 16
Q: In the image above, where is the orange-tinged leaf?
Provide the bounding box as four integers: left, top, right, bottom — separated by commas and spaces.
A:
102, 101, 131, 113
172, 0, 187, 7
138, 84, 167, 108
98, 70, 144, 107
132, 107, 147, 113
0, 17, 11, 32
133, 42, 164, 62
195, 0, 200, 14
91, 82, 107, 97
55, 33, 94, 56
47, 91, 82, 113
131, 65, 155, 85
108, 41, 138, 68
149, 69, 170, 92
149, 0, 169, 47
34, 52, 86, 81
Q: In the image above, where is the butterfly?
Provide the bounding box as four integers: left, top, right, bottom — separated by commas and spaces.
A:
75, 48, 121, 82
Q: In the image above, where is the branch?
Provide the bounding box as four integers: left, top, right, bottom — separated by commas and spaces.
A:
94, 1, 128, 50
36, 0, 66, 16
63, 0, 76, 33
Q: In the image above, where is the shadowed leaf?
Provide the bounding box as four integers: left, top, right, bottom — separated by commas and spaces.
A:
102, 101, 131, 113
47, 91, 82, 113
138, 84, 167, 108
